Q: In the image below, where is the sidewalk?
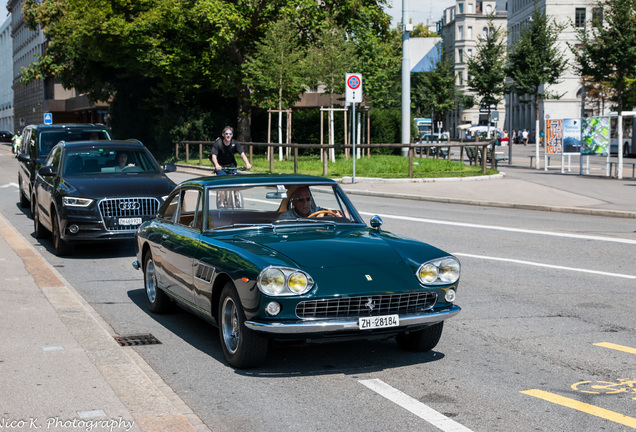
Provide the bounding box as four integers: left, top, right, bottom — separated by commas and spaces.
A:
0, 212, 211, 432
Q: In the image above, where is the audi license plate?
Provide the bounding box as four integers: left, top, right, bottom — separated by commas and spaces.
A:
119, 217, 142, 226
358, 314, 399, 330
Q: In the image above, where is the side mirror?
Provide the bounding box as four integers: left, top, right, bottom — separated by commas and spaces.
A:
370, 215, 383, 230
17, 153, 31, 163
38, 166, 56, 177
162, 163, 177, 173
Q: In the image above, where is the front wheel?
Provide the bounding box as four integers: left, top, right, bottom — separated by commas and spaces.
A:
18, 177, 29, 209
396, 321, 444, 352
51, 211, 72, 256
33, 202, 47, 239
218, 283, 268, 368
143, 252, 171, 313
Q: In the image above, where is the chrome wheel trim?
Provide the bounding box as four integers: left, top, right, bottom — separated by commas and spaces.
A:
145, 259, 157, 303
221, 296, 240, 354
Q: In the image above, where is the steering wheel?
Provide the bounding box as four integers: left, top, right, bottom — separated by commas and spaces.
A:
308, 210, 340, 218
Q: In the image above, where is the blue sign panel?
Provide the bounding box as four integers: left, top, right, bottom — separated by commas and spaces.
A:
43, 113, 53, 125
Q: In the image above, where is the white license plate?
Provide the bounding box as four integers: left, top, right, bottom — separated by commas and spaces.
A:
119, 217, 142, 226
358, 314, 399, 330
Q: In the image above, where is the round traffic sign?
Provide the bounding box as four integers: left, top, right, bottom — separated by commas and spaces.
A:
347, 75, 361, 90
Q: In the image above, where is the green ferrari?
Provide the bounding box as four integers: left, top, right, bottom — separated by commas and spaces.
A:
133, 174, 461, 368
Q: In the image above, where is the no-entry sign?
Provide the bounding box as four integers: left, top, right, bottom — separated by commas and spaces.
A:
345, 73, 362, 104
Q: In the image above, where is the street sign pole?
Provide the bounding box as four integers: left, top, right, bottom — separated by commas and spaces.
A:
345, 73, 362, 183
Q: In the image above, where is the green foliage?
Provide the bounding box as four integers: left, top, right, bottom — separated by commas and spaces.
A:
243, 17, 306, 110
507, 1, 568, 107
20, 0, 393, 151
172, 153, 497, 178
412, 51, 473, 123
369, 109, 401, 151
572, 0, 636, 114
467, 16, 507, 111
305, 23, 356, 106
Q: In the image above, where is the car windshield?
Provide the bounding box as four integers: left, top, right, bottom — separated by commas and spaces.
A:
202, 183, 363, 231
63, 147, 161, 176
39, 128, 111, 157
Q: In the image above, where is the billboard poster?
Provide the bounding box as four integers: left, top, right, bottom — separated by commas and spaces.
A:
546, 119, 563, 154
563, 118, 582, 154
581, 117, 610, 155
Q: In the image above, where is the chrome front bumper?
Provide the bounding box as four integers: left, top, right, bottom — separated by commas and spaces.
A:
245, 305, 460, 335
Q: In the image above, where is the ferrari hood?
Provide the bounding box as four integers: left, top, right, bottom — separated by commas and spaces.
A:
230, 228, 404, 269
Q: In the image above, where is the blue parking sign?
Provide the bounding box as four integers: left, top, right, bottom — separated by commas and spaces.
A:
44, 113, 53, 125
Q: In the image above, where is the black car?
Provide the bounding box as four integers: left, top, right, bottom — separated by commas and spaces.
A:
32, 140, 176, 256
0, 130, 13, 143
17, 124, 112, 211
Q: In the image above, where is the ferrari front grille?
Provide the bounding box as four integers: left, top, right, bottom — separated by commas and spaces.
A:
295, 291, 437, 319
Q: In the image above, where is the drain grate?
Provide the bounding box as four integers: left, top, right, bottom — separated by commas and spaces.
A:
114, 333, 162, 347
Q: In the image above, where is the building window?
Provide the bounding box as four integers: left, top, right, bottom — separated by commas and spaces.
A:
468, 3, 474, 13
458, 48, 463, 63
458, 3, 464, 13
467, 48, 473, 59
575, 8, 586, 27
458, 26, 464, 40
467, 26, 473, 39
483, 27, 489, 39
486, 4, 493, 14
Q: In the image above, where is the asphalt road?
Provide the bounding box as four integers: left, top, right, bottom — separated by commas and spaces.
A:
1, 152, 635, 432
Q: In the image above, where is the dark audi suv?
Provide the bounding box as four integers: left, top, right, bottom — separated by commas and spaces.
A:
32, 139, 176, 256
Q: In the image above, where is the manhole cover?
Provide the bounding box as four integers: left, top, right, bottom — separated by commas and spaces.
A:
114, 333, 162, 346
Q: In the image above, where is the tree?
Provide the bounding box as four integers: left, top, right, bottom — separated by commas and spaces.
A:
507, 1, 568, 165
467, 16, 507, 136
243, 17, 306, 153
412, 52, 474, 134
20, 0, 391, 147
572, 0, 636, 178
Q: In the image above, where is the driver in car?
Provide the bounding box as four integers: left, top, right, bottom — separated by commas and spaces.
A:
282, 187, 314, 218
280, 187, 342, 219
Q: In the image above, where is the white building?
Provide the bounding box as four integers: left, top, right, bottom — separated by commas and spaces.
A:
507, 0, 595, 138
437, 0, 508, 137
0, 17, 13, 132
8, 0, 110, 131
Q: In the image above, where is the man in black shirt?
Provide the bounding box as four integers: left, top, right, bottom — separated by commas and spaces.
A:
210, 126, 252, 175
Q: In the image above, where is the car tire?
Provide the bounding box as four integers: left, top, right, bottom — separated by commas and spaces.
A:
396, 321, 444, 352
51, 211, 72, 256
18, 177, 29, 209
143, 252, 171, 314
218, 283, 268, 369
33, 202, 48, 239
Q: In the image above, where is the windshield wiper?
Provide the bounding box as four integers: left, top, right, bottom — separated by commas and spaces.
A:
211, 223, 275, 231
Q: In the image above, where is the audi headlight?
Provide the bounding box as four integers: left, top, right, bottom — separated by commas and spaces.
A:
62, 197, 93, 207
416, 257, 460, 285
257, 267, 314, 296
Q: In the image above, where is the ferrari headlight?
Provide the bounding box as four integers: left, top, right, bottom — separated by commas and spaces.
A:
62, 197, 93, 207
416, 257, 460, 285
258, 268, 285, 295
287, 272, 309, 293
257, 267, 314, 296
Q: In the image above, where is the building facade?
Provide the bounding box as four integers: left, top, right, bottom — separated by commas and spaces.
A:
507, 0, 596, 137
7, 0, 110, 132
437, 0, 508, 138
0, 16, 14, 132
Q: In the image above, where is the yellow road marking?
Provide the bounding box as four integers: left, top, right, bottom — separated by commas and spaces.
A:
594, 342, 636, 355
521, 389, 636, 429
